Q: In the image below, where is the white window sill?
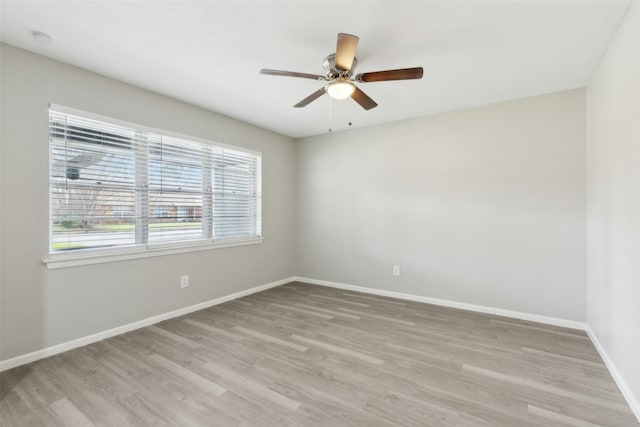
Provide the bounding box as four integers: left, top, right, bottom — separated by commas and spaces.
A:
43, 238, 263, 269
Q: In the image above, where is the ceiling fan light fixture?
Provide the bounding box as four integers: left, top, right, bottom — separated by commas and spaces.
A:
262, 33, 422, 110
326, 80, 355, 100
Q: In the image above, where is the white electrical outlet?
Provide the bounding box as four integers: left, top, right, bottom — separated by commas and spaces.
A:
393, 265, 401, 276
180, 275, 189, 288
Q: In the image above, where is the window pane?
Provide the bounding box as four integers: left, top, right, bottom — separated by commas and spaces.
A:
148, 192, 204, 243
148, 136, 207, 243
51, 187, 136, 250
50, 111, 139, 251
213, 148, 260, 239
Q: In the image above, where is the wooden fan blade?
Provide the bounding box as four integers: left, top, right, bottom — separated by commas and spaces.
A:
260, 69, 325, 80
351, 86, 378, 110
355, 67, 424, 83
335, 33, 359, 71
294, 88, 326, 108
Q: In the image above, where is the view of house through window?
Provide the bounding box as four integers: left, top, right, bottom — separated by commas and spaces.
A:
49, 106, 262, 254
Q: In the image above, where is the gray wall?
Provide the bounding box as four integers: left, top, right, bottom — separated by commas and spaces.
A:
0, 43, 592, 364
587, 1, 640, 413
0, 44, 296, 361
296, 89, 587, 322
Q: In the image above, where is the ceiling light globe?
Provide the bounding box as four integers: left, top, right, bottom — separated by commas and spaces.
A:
327, 81, 355, 100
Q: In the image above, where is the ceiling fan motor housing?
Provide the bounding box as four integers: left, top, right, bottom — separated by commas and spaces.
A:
323, 53, 357, 79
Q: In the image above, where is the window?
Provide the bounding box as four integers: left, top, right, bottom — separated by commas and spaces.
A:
112, 205, 132, 219
49, 105, 262, 256
153, 205, 170, 219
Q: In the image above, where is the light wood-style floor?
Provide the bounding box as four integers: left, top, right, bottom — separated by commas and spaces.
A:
1, 282, 637, 426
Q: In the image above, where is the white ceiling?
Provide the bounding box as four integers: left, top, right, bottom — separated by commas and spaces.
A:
0, 1, 631, 138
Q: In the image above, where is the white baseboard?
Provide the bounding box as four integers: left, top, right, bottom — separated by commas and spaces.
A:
587, 327, 640, 422
0, 277, 294, 372
293, 276, 587, 331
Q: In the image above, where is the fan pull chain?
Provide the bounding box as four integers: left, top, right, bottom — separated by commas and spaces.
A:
328, 96, 333, 132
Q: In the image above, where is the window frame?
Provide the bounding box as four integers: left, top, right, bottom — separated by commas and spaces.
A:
44, 104, 263, 269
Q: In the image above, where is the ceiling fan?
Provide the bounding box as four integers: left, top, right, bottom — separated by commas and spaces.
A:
260, 33, 423, 110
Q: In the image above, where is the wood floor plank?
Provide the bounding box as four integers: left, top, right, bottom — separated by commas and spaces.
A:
337, 307, 416, 326
145, 325, 203, 350
308, 293, 371, 307
528, 404, 604, 427
232, 326, 309, 352
290, 334, 385, 365
268, 303, 334, 320
521, 346, 608, 369
0, 390, 45, 427
462, 363, 631, 411
341, 292, 408, 306
48, 398, 95, 427
181, 318, 245, 341
201, 360, 301, 411
1, 282, 637, 426
292, 303, 362, 319
146, 353, 226, 396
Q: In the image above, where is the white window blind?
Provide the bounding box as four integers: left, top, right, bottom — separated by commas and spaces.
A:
148, 135, 208, 244
213, 148, 261, 239
49, 106, 262, 254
